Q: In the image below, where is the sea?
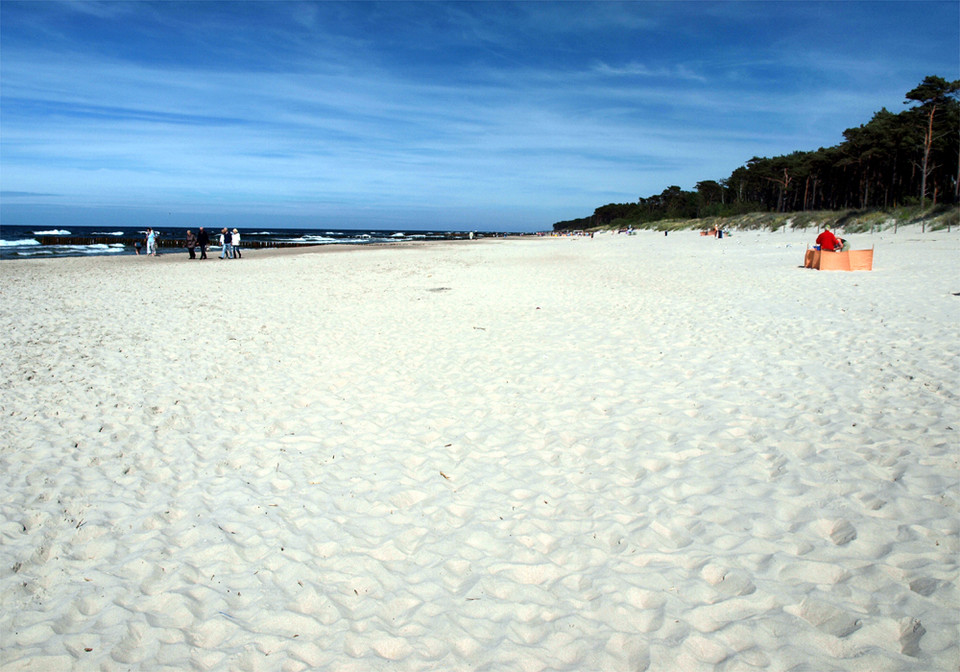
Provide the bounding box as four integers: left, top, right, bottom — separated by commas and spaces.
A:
0, 225, 506, 260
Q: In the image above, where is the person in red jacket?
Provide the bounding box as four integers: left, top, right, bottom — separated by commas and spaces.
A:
816, 226, 842, 251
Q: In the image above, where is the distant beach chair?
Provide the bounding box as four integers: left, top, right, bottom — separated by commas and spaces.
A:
804, 246, 874, 271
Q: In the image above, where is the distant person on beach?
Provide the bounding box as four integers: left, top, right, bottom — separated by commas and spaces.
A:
816, 226, 842, 251
145, 228, 157, 256
134, 240, 142, 255
197, 227, 209, 259
185, 230, 197, 259
232, 229, 242, 258
219, 228, 232, 259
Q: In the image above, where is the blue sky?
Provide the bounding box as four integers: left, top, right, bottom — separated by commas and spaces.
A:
2, 1, 958, 232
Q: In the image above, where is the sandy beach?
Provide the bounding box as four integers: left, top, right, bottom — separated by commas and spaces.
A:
1, 228, 957, 671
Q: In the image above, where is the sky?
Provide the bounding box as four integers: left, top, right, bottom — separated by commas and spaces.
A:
1, 1, 958, 232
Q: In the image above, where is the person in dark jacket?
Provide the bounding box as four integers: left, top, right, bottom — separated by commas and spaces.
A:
197, 227, 210, 259
219, 228, 232, 259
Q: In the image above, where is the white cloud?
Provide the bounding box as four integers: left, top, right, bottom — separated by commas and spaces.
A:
591, 61, 707, 82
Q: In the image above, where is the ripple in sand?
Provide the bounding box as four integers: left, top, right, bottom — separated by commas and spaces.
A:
788, 597, 863, 638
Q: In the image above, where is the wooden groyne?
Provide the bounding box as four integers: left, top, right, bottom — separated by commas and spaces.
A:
35, 236, 320, 250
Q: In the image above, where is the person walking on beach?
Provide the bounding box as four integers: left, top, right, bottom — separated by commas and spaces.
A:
185, 230, 197, 259
197, 227, 209, 259
145, 228, 157, 256
231, 228, 242, 258
219, 227, 232, 259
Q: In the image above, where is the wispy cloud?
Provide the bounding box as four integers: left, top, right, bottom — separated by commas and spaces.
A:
591, 61, 707, 82
0, 190, 60, 198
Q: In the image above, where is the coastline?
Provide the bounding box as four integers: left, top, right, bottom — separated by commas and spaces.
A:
0, 235, 526, 265
0, 225, 518, 262
2, 229, 957, 671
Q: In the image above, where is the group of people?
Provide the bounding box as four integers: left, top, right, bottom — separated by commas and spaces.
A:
135, 226, 243, 259
218, 227, 242, 259
181, 227, 241, 260
815, 225, 848, 252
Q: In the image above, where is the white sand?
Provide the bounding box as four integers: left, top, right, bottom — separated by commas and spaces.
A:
1, 228, 957, 671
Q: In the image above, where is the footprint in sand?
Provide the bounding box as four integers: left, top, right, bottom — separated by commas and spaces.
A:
899, 617, 926, 657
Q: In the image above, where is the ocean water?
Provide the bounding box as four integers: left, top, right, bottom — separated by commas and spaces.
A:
0, 225, 498, 260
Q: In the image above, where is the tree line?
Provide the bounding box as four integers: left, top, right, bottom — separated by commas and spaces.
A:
554, 76, 960, 231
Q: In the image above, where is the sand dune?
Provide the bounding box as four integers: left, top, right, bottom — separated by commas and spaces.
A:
1, 228, 957, 671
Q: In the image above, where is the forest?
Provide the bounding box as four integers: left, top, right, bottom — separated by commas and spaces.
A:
553, 76, 960, 231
